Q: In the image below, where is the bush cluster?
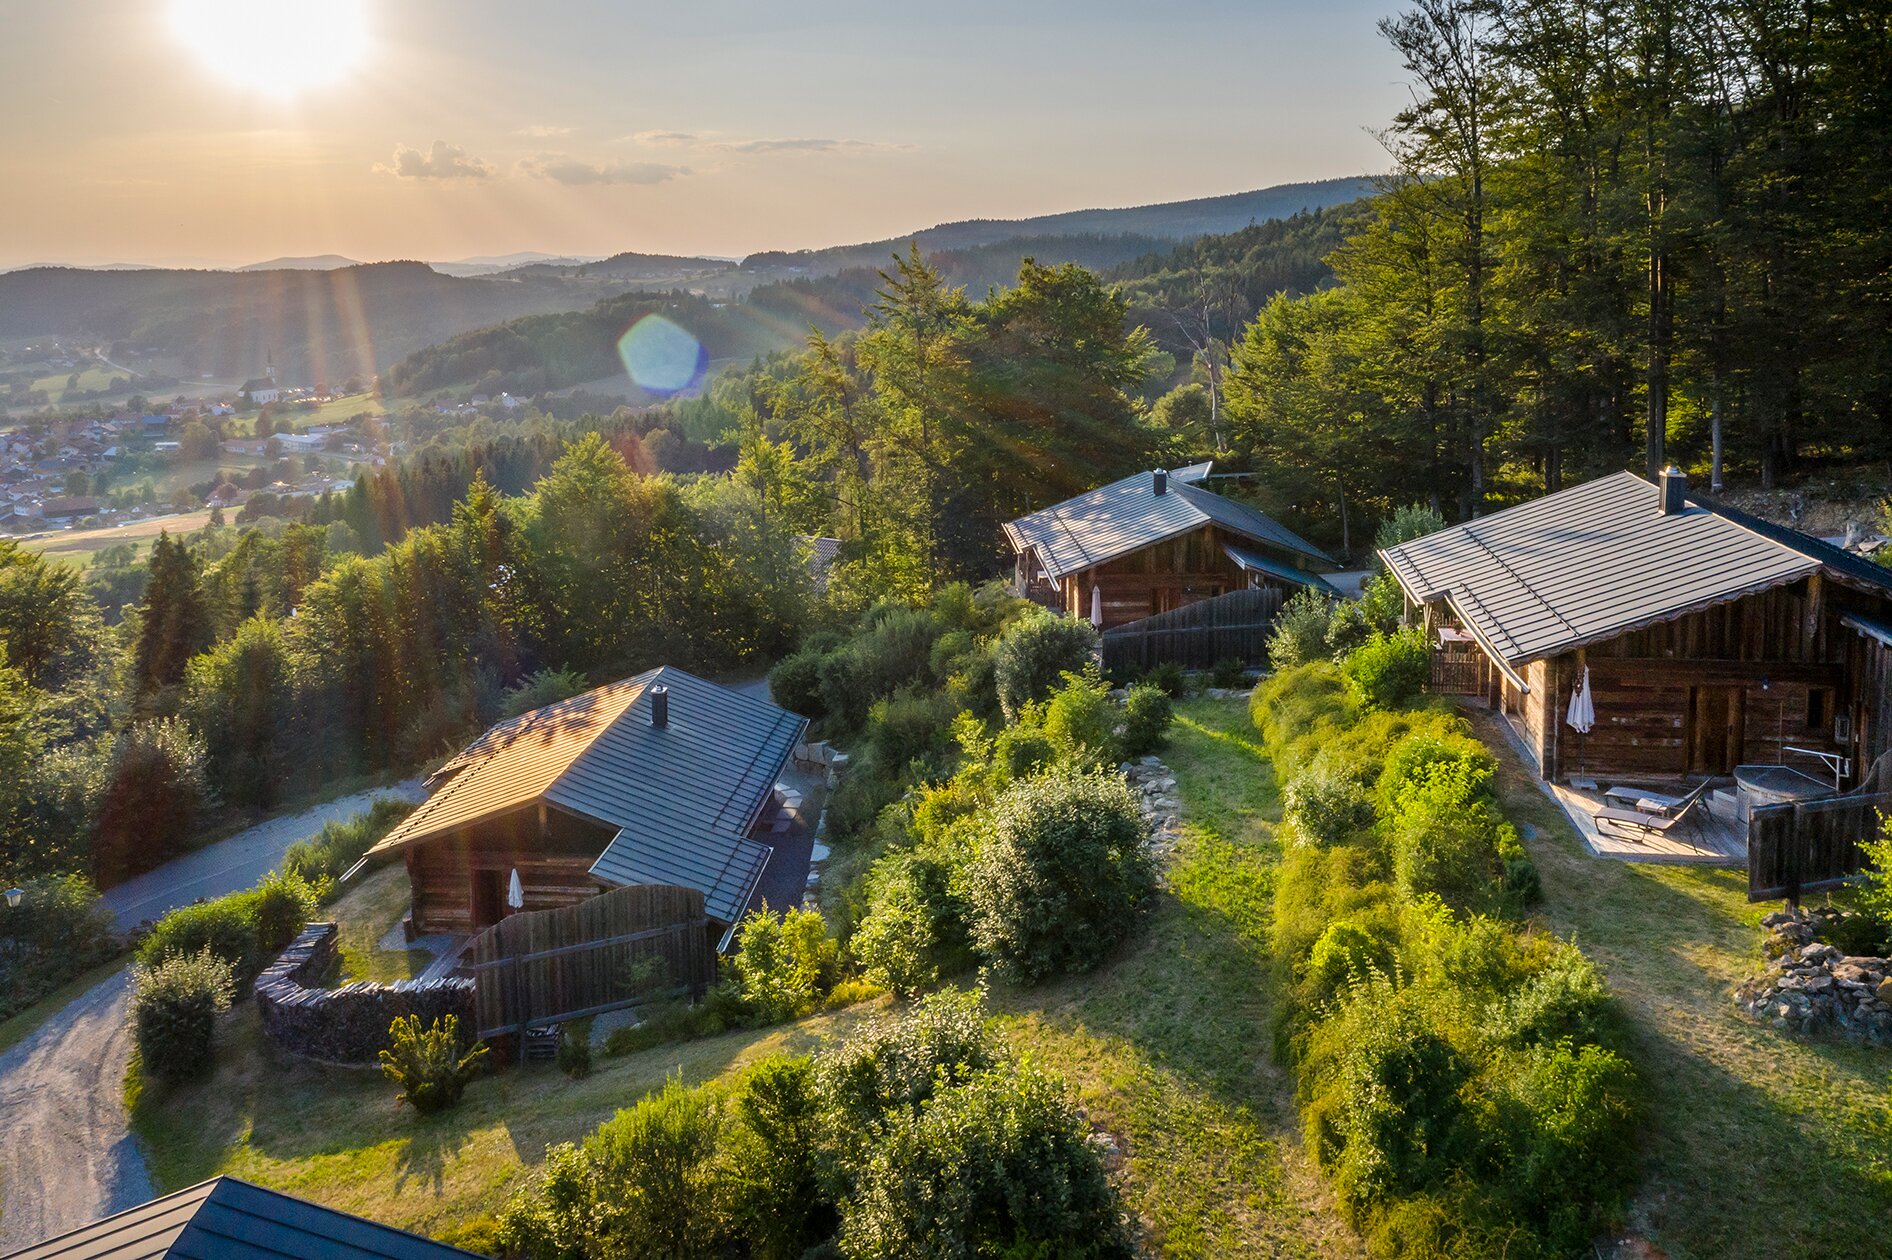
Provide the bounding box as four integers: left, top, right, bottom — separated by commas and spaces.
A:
280, 797, 416, 891
136, 870, 318, 988
0, 874, 118, 1021
131, 947, 234, 1081
1254, 661, 1632, 1257
501, 990, 1132, 1260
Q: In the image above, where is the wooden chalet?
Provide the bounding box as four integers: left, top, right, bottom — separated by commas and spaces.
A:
1381, 469, 1892, 787
357, 667, 805, 949
1003, 464, 1336, 631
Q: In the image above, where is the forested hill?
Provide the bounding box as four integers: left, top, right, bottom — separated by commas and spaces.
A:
0, 261, 615, 383
740, 176, 1376, 275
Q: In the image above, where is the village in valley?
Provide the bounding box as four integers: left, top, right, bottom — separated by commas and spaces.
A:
2, 3, 1890, 1260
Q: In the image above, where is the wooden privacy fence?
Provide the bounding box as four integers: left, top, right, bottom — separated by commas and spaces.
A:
1748, 791, 1891, 902
465, 883, 715, 1041
1101, 586, 1285, 673
1430, 638, 1487, 697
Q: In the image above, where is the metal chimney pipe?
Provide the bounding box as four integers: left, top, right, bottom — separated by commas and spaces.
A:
1658, 465, 1687, 515
649, 684, 669, 728
1153, 469, 1168, 496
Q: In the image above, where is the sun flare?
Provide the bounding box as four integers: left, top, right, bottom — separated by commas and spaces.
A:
169, 0, 370, 98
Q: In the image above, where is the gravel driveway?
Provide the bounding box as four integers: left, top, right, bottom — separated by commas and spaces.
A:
0, 781, 422, 1250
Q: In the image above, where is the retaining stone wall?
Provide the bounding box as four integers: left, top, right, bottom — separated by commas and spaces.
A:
256, 922, 474, 1065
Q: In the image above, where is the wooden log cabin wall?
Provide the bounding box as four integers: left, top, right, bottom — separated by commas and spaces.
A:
1500, 576, 1890, 785
1059, 525, 1269, 630
406, 805, 616, 935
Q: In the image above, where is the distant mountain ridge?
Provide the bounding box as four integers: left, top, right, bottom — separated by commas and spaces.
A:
237, 254, 365, 272
741, 176, 1377, 274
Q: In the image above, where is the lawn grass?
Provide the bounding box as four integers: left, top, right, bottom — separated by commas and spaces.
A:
1464, 708, 1892, 1260
331, 865, 431, 984
987, 699, 1357, 1258
130, 999, 878, 1238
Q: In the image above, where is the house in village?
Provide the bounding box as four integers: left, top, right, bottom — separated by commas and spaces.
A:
10, 1176, 481, 1260
356, 667, 806, 950
1380, 468, 1892, 790
1004, 464, 1336, 631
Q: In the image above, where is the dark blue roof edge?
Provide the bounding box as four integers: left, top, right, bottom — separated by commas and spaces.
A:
1690, 490, 1892, 598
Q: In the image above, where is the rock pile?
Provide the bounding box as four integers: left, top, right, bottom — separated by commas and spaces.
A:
1123, 755, 1182, 863
1734, 908, 1892, 1045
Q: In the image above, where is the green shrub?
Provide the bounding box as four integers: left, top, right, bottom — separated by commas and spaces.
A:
1388, 766, 1512, 911
500, 666, 589, 718
1120, 682, 1174, 758
1484, 1040, 1640, 1250
246, 870, 317, 954
965, 770, 1155, 983
816, 987, 998, 1140
1304, 920, 1393, 1005
820, 607, 947, 732
1307, 981, 1473, 1215
1039, 669, 1121, 768
862, 686, 961, 770
280, 797, 415, 889
1251, 662, 1356, 780
839, 1063, 1133, 1260
853, 848, 971, 996
1852, 825, 1892, 928
131, 947, 234, 1081
993, 613, 1097, 720
1211, 656, 1248, 689
1144, 659, 1188, 697
1283, 763, 1374, 848
1341, 627, 1430, 710
728, 905, 842, 1025
0, 874, 117, 1020
1821, 910, 1889, 957
500, 1075, 728, 1260
378, 1014, 489, 1114
1324, 597, 1379, 660
768, 647, 829, 719
1269, 588, 1334, 670
1375, 503, 1447, 552
1490, 947, 1616, 1050
725, 1057, 832, 1260
557, 1017, 593, 1079
991, 723, 1057, 783
1377, 728, 1496, 817
137, 893, 260, 982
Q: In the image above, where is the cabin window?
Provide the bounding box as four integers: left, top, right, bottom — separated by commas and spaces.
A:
1806, 687, 1832, 732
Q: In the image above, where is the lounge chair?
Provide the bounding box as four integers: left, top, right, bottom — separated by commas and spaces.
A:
1595, 780, 1714, 843
1601, 782, 1690, 813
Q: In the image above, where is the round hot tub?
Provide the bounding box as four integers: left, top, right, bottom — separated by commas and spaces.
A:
1733, 764, 1836, 823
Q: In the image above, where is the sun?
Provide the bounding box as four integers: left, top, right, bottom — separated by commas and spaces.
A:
170, 0, 370, 98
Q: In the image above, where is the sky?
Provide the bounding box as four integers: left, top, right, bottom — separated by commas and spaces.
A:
0, 1, 1409, 269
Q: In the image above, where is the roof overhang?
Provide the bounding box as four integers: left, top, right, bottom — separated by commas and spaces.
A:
1843, 612, 1892, 649
1223, 543, 1340, 595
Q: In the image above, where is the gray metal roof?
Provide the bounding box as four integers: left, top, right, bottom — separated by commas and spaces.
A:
1223, 543, 1341, 595
368, 666, 804, 926
2, 1177, 480, 1260
1003, 468, 1333, 582
1380, 470, 1892, 665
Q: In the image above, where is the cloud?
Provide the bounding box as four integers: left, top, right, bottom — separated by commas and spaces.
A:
375, 140, 494, 179
518, 153, 690, 186
627, 130, 699, 146
515, 124, 573, 138
710, 136, 911, 155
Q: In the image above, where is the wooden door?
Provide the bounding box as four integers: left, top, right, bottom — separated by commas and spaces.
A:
471, 868, 506, 931
1688, 686, 1746, 774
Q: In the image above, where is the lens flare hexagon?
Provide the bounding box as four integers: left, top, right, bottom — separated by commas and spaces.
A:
616, 315, 707, 396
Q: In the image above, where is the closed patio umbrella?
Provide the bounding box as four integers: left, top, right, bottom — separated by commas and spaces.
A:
1090, 584, 1103, 628
1566, 665, 1595, 778
506, 868, 524, 912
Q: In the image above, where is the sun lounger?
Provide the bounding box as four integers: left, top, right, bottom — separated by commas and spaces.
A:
1595, 780, 1713, 843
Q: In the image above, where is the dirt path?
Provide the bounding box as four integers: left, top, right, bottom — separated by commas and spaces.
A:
0, 972, 149, 1251
0, 781, 423, 1249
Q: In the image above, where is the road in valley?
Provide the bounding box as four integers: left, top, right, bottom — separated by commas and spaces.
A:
0, 780, 422, 1251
